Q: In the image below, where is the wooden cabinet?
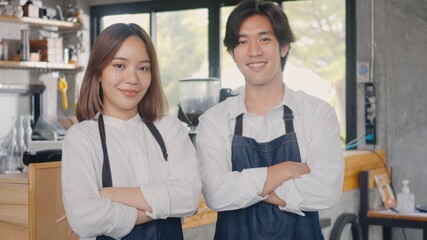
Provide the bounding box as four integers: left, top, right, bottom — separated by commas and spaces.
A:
183, 195, 217, 229
0, 171, 28, 239
0, 162, 75, 240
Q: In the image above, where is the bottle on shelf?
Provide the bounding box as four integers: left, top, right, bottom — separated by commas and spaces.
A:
26, 115, 33, 150
19, 116, 27, 158
6, 116, 22, 174
21, 29, 30, 61
0, 39, 8, 60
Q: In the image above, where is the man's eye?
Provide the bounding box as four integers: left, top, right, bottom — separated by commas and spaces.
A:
238, 40, 247, 45
260, 38, 270, 42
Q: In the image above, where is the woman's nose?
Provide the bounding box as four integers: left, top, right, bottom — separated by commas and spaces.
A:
125, 70, 139, 84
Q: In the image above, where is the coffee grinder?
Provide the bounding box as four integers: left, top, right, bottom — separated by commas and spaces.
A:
178, 78, 220, 142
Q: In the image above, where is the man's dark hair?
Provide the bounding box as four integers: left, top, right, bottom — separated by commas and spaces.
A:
224, 0, 296, 70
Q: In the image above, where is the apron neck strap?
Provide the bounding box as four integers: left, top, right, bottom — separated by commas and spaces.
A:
234, 105, 295, 137
283, 105, 295, 133
98, 114, 113, 188
98, 115, 169, 188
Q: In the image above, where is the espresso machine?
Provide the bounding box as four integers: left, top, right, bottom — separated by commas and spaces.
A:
178, 78, 220, 142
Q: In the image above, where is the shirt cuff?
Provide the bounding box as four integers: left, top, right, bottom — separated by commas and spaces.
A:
140, 183, 169, 219
274, 179, 305, 216
107, 201, 137, 239
241, 167, 268, 198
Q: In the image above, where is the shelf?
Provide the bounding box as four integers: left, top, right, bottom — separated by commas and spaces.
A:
0, 16, 80, 30
0, 83, 45, 95
0, 61, 80, 70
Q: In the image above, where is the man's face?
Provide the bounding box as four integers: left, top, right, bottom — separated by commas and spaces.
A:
231, 14, 289, 88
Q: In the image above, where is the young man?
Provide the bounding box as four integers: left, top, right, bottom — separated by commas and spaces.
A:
197, 0, 344, 239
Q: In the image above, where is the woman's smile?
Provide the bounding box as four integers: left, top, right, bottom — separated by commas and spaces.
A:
118, 87, 140, 97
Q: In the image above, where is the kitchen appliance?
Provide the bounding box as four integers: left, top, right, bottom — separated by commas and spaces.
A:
23, 140, 62, 165
179, 78, 220, 133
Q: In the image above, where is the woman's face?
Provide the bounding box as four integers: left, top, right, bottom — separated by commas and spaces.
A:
100, 36, 152, 120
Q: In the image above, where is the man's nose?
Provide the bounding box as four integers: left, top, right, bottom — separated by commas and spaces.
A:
248, 41, 262, 57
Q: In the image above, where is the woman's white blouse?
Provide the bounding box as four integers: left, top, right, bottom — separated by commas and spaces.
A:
62, 114, 201, 239
197, 85, 344, 216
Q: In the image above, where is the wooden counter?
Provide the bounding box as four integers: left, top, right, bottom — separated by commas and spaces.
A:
0, 172, 28, 239
0, 162, 75, 240
182, 149, 387, 229
0, 150, 387, 237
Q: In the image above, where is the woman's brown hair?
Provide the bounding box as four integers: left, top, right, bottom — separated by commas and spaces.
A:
76, 23, 167, 122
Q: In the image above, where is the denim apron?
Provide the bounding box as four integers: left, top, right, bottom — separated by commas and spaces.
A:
214, 106, 323, 240
96, 115, 183, 240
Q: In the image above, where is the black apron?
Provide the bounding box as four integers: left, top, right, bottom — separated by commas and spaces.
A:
214, 106, 323, 240
96, 115, 183, 240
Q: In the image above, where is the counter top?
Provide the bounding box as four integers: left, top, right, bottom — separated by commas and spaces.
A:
0, 172, 29, 185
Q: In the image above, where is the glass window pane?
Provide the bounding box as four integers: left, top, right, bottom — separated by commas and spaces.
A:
220, 6, 244, 89
101, 14, 150, 32
284, 0, 346, 142
156, 9, 209, 114
221, 2, 346, 142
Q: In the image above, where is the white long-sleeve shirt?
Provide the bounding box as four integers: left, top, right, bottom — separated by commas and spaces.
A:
197, 85, 343, 216
62, 114, 201, 239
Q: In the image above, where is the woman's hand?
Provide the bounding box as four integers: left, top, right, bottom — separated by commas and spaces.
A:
57, 214, 78, 238
99, 187, 152, 212
99, 187, 113, 199
136, 210, 153, 225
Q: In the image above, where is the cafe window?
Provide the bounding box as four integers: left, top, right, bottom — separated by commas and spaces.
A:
98, 9, 208, 115
284, 0, 347, 141
220, 1, 346, 142
155, 9, 209, 115
91, 0, 354, 144
101, 14, 150, 32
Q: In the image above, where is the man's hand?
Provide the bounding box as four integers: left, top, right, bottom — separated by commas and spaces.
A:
260, 161, 310, 197
264, 192, 286, 207
287, 161, 310, 179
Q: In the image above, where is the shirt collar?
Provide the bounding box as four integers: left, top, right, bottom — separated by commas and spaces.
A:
98, 112, 142, 127
226, 84, 299, 120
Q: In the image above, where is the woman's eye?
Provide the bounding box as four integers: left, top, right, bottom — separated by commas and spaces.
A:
113, 64, 124, 69
139, 66, 151, 72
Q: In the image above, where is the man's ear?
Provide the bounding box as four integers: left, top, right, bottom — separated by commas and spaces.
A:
280, 44, 290, 57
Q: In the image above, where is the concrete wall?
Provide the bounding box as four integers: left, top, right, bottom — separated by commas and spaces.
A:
357, 0, 427, 239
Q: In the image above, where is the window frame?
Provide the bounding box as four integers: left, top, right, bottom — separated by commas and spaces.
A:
90, 0, 356, 143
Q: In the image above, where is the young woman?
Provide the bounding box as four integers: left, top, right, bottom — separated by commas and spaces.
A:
61, 23, 201, 240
